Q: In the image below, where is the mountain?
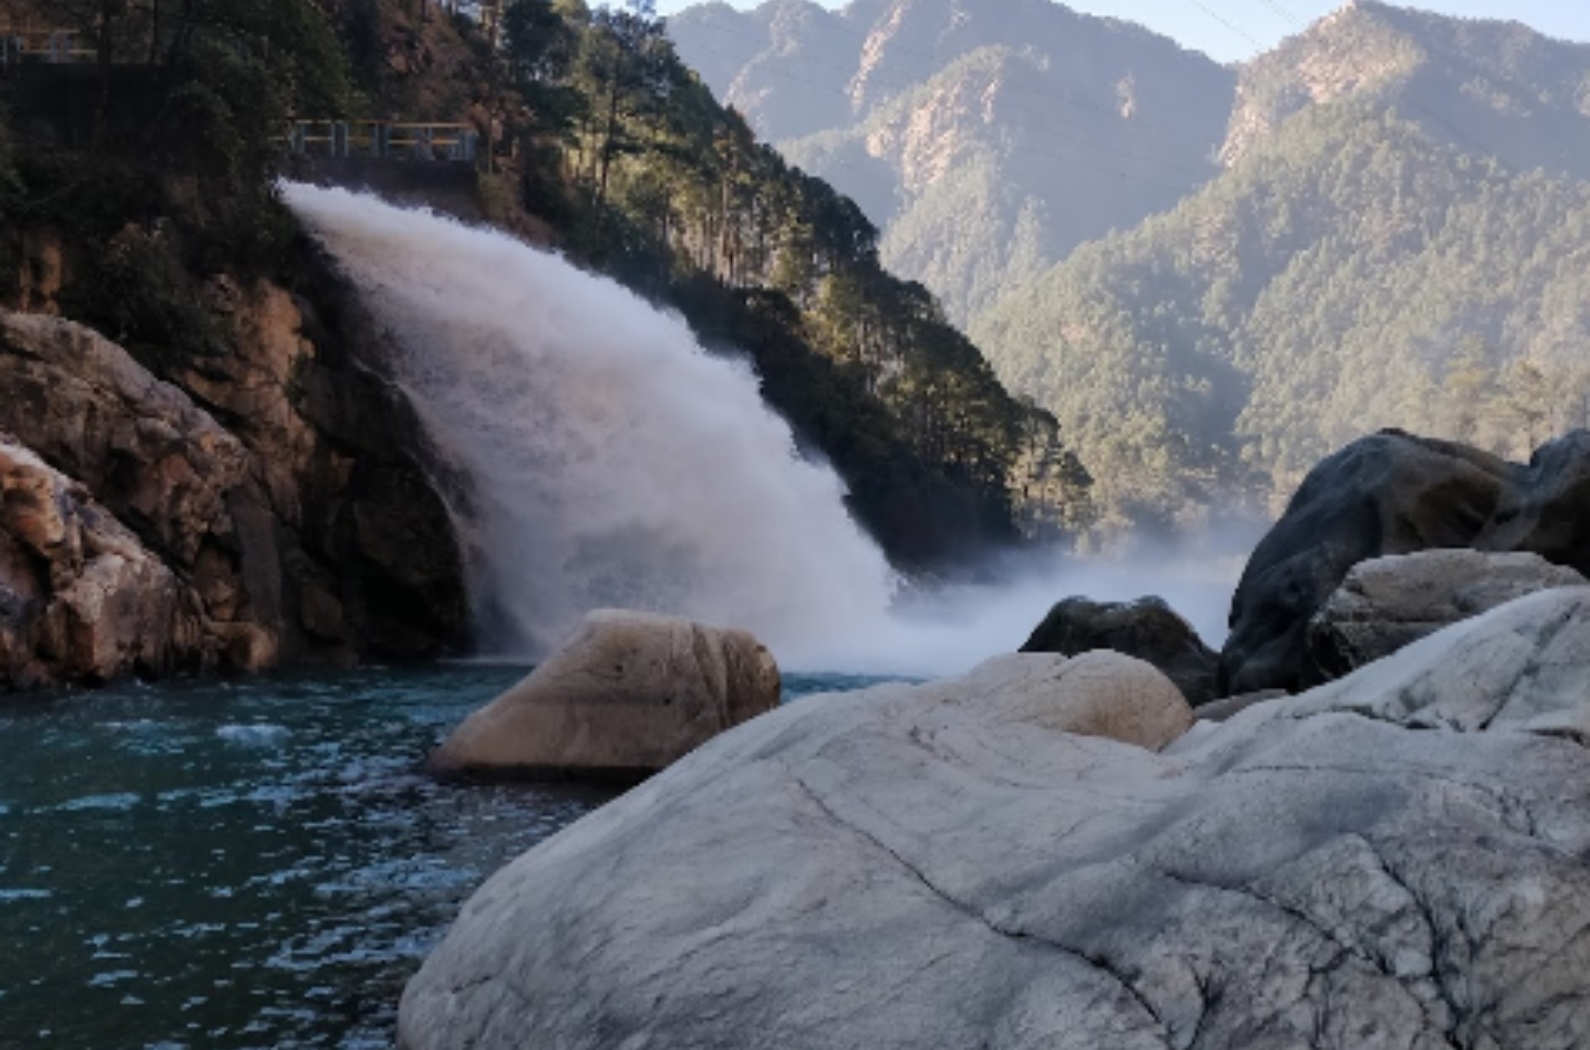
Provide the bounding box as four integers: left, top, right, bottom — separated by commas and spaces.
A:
1222, 0, 1590, 177
669, 0, 1235, 324
673, 0, 1590, 532
970, 3, 1590, 527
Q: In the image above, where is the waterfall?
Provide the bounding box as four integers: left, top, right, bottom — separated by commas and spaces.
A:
282, 183, 900, 669
284, 183, 1245, 675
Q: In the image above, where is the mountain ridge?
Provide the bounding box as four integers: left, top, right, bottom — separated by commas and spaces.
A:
673, 0, 1590, 531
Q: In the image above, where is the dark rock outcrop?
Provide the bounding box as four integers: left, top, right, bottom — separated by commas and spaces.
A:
1220, 430, 1519, 694
427, 610, 782, 781
1020, 595, 1219, 705
399, 589, 1590, 1050
1222, 428, 1590, 695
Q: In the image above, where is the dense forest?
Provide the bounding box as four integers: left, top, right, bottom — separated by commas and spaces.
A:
0, 0, 1091, 565
974, 102, 1590, 527
678, 0, 1590, 534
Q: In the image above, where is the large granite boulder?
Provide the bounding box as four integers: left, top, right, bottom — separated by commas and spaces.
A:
0, 437, 188, 687
427, 610, 783, 780
1220, 430, 1519, 695
401, 589, 1590, 1050
1307, 549, 1586, 679
1021, 595, 1219, 706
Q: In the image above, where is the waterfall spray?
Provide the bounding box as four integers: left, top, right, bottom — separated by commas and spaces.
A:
284, 183, 1245, 675
283, 183, 901, 668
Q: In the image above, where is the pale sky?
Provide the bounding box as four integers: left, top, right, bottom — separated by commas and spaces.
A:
654, 1, 1590, 64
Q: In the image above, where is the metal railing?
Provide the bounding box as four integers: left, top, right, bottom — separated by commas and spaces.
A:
286, 120, 480, 164
0, 28, 96, 66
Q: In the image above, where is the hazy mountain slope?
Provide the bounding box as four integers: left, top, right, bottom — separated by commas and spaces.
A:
1223, 0, 1590, 177
972, 99, 1590, 528
670, 0, 1234, 324
963, 4, 1590, 530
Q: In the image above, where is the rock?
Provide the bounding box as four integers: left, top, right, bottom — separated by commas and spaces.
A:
1193, 688, 1289, 722
400, 590, 1590, 1050
0, 300, 468, 687
1307, 549, 1586, 678
1220, 430, 1519, 694
0, 437, 184, 686
1020, 595, 1219, 706
1481, 430, 1590, 578
426, 610, 783, 780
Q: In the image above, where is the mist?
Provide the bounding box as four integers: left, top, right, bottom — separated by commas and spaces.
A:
284, 183, 1252, 678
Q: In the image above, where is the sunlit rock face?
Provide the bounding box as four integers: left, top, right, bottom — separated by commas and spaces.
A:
426, 609, 782, 781
0, 282, 467, 690
0, 436, 187, 687
400, 590, 1590, 1050
1306, 548, 1587, 678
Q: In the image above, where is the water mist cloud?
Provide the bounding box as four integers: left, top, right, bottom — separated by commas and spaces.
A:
284, 183, 1256, 679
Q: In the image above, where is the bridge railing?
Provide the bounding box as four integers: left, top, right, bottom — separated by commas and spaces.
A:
0, 28, 97, 67
286, 121, 479, 164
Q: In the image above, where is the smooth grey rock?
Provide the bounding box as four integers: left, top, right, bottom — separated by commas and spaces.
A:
426, 610, 782, 780
1307, 549, 1586, 678
401, 589, 1590, 1050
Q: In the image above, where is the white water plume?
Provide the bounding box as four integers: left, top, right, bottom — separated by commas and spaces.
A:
283, 183, 900, 668
284, 183, 1249, 677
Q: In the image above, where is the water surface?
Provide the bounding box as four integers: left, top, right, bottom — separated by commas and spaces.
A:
0, 666, 878, 1049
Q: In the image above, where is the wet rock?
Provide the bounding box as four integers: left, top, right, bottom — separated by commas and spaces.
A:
1307, 549, 1585, 678
1021, 595, 1219, 706
400, 589, 1590, 1050
427, 610, 783, 781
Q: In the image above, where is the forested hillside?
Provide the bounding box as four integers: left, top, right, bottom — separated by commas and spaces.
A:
672, 0, 1590, 534
670, 0, 1234, 325
974, 101, 1590, 528
0, 0, 1088, 565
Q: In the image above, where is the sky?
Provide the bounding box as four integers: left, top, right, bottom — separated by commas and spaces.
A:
653, 0, 1590, 65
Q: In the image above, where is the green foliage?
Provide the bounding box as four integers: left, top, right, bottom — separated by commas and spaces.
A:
62, 222, 222, 364
481, 0, 1080, 559
973, 100, 1590, 528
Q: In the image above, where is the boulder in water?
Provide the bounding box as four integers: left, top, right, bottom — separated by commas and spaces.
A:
1020, 595, 1218, 706
426, 610, 782, 780
1307, 549, 1586, 678
400, 589, 1590, 1050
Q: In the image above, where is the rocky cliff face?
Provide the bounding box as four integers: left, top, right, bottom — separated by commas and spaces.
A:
0, 247, 469, 692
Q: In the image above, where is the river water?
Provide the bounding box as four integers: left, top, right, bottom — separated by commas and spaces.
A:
0, 667, 882, 1049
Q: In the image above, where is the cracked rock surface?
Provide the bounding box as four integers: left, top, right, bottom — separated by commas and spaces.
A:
401, 590, 1590, 1050
1307, 549, 1586, 679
